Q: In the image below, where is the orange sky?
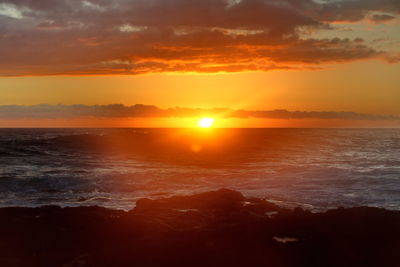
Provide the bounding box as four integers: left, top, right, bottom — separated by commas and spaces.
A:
0, 0, 399, 127
1, 117, 400, 128
1, 61, 399, 113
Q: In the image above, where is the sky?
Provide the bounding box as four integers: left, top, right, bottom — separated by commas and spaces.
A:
0, 0, 399, 127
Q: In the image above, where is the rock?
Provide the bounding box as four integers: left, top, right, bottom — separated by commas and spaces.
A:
135, 188, 245, 212
0, 189, 399, 267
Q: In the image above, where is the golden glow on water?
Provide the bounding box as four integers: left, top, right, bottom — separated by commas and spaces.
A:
198, 118, 215, 128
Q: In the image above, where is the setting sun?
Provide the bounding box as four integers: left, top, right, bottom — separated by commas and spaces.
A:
198, 117, 215, 128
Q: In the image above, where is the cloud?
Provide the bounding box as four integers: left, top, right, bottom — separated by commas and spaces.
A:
369, 14, 397, 23
0, 2, 24, 19
1, 104, 399, 121
0, 0, 398, 76
314, 0, 400, 22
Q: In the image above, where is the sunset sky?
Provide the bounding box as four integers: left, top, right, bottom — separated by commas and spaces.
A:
0, 0, 399, 127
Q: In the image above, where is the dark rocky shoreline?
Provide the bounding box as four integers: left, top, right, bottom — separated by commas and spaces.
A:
1, 189, 399, 267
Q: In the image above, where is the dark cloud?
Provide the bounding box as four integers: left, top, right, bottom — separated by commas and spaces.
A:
315, 0, 400, 22
1, 104, 399, 121
0, 0, 398, 76
369, 14, 397, 23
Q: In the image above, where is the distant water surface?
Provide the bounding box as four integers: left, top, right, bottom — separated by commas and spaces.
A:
0, 128, 399, 211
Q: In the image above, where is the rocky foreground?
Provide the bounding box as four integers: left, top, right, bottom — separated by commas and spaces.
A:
0, 189, 399, 267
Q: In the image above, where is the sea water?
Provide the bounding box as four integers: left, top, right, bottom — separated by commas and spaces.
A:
0, 128, 399, 211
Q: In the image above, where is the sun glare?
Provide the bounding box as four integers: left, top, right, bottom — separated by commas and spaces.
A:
198, 117, 215, 128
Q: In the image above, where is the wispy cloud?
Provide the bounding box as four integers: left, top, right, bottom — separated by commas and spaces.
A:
1, 104, 399, 121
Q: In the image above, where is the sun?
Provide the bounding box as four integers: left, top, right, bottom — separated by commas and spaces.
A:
198, 117, 215, 128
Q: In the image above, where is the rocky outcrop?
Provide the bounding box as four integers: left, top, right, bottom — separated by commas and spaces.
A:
0, 189, 399, 267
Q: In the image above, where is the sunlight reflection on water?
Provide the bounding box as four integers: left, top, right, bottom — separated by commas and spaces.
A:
0, 128, 399, 211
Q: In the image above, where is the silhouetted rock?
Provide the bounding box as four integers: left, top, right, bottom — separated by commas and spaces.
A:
0, 189, 399, 267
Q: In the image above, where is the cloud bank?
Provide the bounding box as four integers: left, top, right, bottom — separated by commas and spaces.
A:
1, 104, 399, 121
0, 0, 399, 76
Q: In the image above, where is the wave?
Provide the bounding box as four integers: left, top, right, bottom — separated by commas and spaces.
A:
0, 128, 400, 211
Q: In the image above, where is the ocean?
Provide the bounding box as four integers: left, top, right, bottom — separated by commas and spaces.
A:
0, 128, 399, 211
